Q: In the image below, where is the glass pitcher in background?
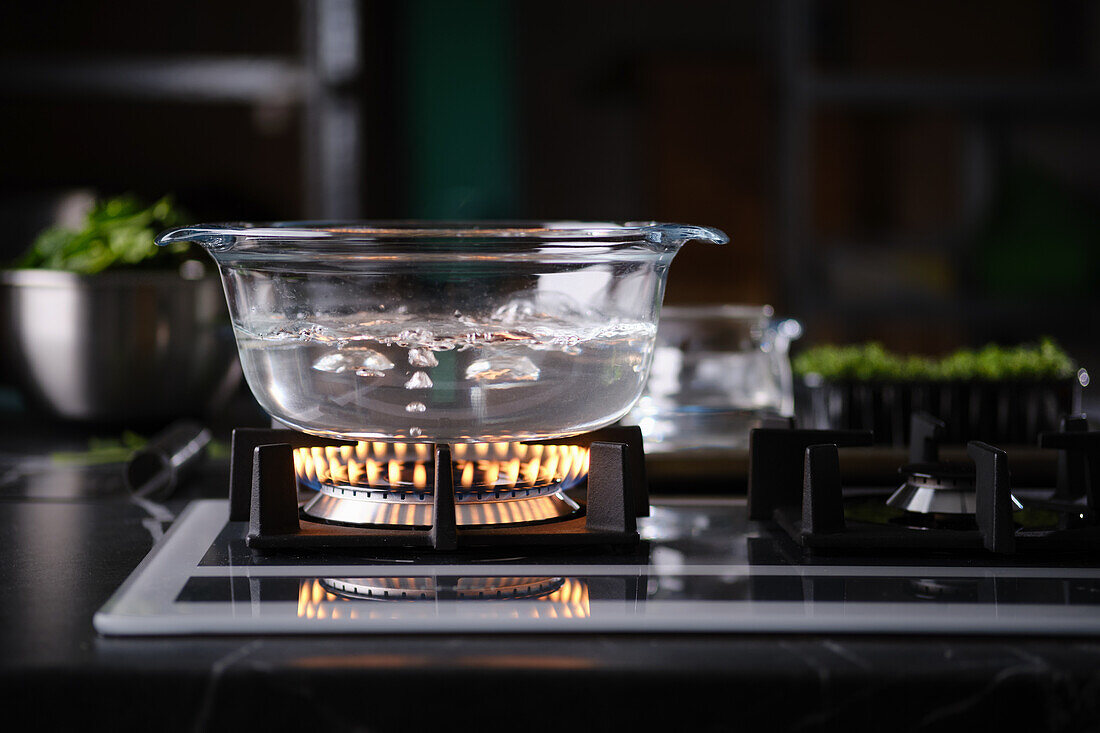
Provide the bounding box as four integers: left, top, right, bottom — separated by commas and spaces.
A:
622, 305, 801, 452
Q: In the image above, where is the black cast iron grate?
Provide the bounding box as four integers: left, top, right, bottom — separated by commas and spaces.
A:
227, 426, 649, 551
748, 412, 1100, 554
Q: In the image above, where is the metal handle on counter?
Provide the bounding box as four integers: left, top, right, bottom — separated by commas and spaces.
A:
125, 421, 212, 500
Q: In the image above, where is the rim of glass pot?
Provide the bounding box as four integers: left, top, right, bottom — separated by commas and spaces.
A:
155, 220, 728, 260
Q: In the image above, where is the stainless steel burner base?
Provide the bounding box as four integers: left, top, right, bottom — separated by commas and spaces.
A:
301, 487, 581, 527
886, 482, 1023, 515
886, 461, 1023, 516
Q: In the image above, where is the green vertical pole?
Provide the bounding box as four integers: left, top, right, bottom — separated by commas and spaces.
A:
404, 0, 518, 219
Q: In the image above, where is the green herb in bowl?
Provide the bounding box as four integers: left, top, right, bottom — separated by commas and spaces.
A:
1, 193, 239, 423
14, 194, 188, 274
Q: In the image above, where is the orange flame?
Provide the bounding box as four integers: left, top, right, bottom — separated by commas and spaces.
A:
293, 441, 590, 493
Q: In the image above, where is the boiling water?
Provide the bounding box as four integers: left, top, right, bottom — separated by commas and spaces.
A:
234, 307, 655, 442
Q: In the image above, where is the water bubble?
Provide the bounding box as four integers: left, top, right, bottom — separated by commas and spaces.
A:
407, 348, 439, 368
465, 354, 541, 387
405, 401, 427, 413
405, 371, 433, 389
297, 324, 327, 342
490, 291, 591, 326
313, 349, 395, 374
397, 328, 433, 347
409, 427, 423, 437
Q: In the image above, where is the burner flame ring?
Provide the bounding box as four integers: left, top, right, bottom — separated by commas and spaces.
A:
293, 441, 590, 528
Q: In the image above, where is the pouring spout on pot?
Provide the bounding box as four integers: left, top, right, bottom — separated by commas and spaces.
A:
641, 223, 729, 251
156, 226, 237, 252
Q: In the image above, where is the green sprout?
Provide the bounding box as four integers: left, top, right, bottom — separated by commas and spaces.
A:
793, 338, 1075, 382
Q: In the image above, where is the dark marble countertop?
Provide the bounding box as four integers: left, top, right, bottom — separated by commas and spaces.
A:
2, 418, 1100, 732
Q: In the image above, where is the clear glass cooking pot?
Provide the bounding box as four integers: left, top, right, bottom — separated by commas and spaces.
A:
156, 222, 726, 443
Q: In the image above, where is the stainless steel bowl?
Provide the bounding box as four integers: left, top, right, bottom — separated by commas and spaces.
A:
0, 266, 241, 422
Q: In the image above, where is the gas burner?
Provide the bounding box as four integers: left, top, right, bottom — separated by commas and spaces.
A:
749, 411, 1100, 554
319, 576, 567, 601
293, 441, 589, 528
887, 461, 1023, 516
227, 426, 649, 552
302, 485, 581, 528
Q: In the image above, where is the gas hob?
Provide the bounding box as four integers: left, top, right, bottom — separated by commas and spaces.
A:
96, 413, 1100, 636
95, 497, 1100, 636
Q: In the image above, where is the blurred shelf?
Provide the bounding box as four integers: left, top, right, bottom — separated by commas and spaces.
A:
0, 56, 307, 104
815, 232, 968, 253
775, 0, 1100, 320
805, 75, 1100, 109
0, 0, 362, 218
816, 297, 1100, 323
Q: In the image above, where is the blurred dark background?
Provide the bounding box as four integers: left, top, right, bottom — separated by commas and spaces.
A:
1, 0, 1098, 367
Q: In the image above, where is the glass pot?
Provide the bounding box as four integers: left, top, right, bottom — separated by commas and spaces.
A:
156, 222, 726, 443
